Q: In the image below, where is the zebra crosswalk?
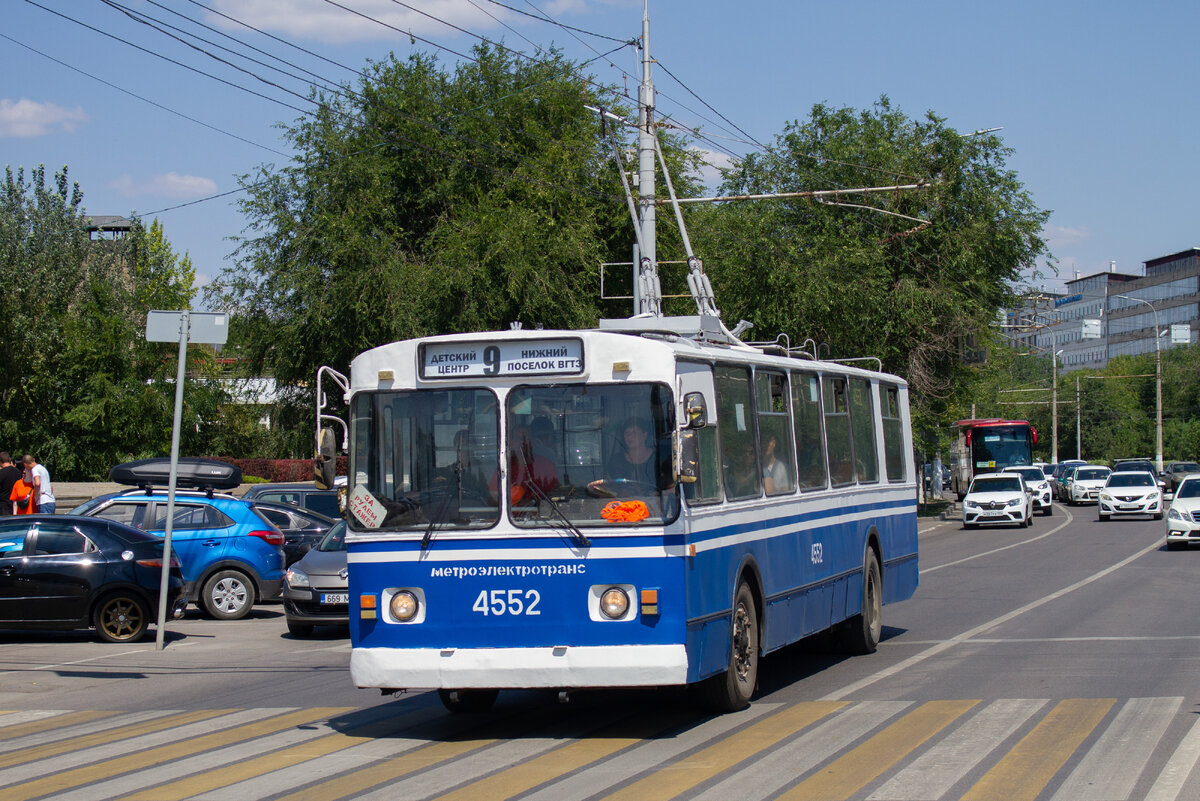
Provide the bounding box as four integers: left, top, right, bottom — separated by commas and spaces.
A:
1, 696, 1198, 800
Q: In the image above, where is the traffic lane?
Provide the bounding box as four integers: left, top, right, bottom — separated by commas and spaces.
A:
0, 607, 369, 711
803, 512, 1196, 703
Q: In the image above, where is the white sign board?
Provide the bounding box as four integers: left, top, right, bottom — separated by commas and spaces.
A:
146, 310, 229, 345
348, 485, 386, 529
1081, 318, 1102, 340
1171, 324, 1191, 345
421, 338, 584, 379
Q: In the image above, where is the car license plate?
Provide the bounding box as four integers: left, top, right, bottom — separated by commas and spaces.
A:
1120, 504, 1141, 511
320, 593, 348, 604
980, 511, 1005, 517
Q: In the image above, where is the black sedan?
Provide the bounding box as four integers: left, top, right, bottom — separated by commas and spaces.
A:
0, 515, 185, 642
248, 501, 337, 566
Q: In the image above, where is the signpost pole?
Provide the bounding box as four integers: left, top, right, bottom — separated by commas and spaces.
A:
155, 312, 189, 651
146, 309, 228, 651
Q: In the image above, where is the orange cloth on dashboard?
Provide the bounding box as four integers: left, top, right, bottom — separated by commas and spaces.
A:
601, 500, 650, 522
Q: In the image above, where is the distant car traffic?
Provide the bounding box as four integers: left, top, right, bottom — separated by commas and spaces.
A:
248, 501, 336, 566
1003, 466, 1053, 515
1054, 464, 1083, 502
241, 482, 341, 519
1066, 465, 1111, 505
283, 520, 348, 637
1159, 461, 1200, 498
1166, 475, 1200, 549
962, 473, 1033, 529
73, 458, 285, 621
0, 515, 185, 642
1098, 471, 1163, 521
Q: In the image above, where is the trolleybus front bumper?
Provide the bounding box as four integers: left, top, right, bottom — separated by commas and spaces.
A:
351, 644, 688, 689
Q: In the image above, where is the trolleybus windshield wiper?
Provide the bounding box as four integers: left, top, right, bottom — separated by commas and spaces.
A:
516, 451, 590, 548
421, 462, 461, 549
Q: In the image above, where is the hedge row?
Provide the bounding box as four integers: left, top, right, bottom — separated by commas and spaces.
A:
218, 455, 347, 483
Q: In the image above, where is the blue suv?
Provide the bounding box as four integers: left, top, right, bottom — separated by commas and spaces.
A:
72, 475, 284, 620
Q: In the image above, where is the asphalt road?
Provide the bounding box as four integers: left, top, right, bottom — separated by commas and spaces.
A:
3, 504, 1200, 800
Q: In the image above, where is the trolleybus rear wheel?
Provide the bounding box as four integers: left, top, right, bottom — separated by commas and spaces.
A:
839, 549, 882, 655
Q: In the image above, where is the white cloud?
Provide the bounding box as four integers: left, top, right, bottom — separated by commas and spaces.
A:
206, 0, 514, 45
692, 148, 738, 191
0, 98, 88, 138
1043, 224, 1090, 249
110, 172, 218, 199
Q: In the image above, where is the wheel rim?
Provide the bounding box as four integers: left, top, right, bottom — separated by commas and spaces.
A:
212, 577, 248, 613
731, 599, 754, 682
865, 563, 882, 644
100, 598, 143, 641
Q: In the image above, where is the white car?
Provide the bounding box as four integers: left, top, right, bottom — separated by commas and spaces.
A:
1165, 475, 1200, 549
1066, 465, 1111, 505
1098, 471, 1163, 521
962, 473, 1033, 529
1003, 466, 1053, 515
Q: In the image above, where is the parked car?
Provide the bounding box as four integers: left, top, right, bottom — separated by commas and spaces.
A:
1098, 471, 1163, 521
0, 515, 185, 642
241, 482, 341, 519
962, 473, 1033, 529
922, 463, 950, 492
1165, 475, 1200, 549
1159, 461, 1200, 498
248, 501, 336, 566
1002, 466, 1053, 515
72, 458, 284, 620
1066, 465, 1111, 505
283, 520, 348, 637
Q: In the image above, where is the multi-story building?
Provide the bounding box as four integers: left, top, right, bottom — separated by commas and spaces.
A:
1008, 248, 1200, 372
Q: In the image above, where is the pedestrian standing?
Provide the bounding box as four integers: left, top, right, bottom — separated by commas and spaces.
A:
0, 453, 21, 516
23, 454, 54, 514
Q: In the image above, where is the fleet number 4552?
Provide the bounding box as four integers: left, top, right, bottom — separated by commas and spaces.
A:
472, 589, 542, 616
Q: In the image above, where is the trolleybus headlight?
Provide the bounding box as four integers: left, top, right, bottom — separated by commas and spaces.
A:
390, 590, 420, 622
599, 587, 630, 620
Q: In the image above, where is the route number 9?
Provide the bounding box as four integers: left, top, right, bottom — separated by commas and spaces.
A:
483, 346, 500, 375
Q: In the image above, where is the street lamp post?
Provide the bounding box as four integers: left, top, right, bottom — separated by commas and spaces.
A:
1114, 294, 1163, 473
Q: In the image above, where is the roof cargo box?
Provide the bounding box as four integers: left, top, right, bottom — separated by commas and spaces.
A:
109, 457, 242, 491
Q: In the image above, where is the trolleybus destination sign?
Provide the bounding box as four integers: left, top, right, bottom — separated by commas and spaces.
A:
420, 338, 584, 379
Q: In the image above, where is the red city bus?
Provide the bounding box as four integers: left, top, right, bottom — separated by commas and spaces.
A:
949, 419, 1039, 499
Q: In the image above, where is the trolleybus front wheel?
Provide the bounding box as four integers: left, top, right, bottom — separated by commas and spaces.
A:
699, 580, 758, 713
438, 689, 498, 713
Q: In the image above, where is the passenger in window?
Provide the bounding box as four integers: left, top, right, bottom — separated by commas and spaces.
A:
761, 432, 790, 494
604, 418, 657, 487
491, 425, 559, 506
726, 439, 762, 498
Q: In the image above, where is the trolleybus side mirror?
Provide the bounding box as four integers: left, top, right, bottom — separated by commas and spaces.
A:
683, 392, 708, 429
315, 427, 337, 490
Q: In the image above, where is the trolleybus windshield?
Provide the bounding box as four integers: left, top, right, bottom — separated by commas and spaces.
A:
346, 383, 679, 531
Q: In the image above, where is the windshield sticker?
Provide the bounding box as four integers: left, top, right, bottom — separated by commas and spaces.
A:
348, 485, 387, 529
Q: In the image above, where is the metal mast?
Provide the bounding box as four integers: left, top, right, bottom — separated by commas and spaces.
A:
635, 2, 662, 316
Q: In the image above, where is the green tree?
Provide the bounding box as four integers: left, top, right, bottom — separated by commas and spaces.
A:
210, 45, 700, 455
689, 98, 1051, 430
0, 165, 223, 478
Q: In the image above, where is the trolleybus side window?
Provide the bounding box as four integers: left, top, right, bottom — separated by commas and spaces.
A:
715, 364, 762, 500
756, 369, 796, 496
679, 362, 722, 505
881, 384, 907, 482
849, 378, 879, 484
824, 376, 855, 486
791, 371, 828, 490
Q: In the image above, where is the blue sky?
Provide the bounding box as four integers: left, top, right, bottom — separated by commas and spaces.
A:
3, 0, 1196, 297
